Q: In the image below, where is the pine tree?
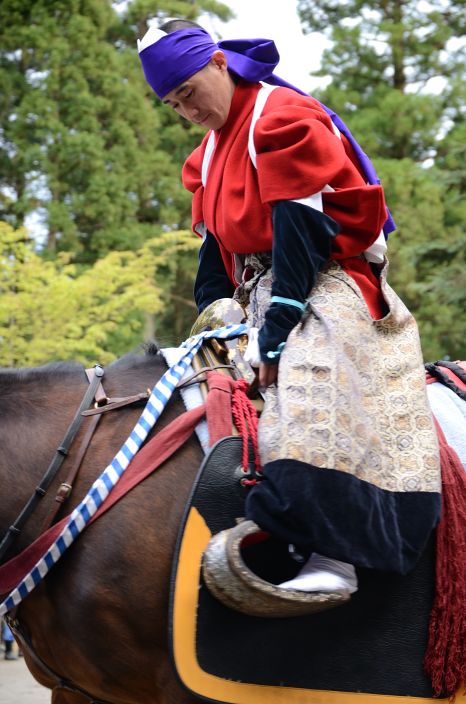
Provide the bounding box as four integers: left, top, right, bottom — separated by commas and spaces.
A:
297, 0, 466, 359
0, 0, 229, 261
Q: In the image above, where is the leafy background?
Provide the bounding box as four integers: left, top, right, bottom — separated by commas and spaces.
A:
0, 0, 464, 366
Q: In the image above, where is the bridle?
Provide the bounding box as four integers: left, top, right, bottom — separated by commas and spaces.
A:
0, 350, 240, 565
0, 365, 106, 564
0, 363, 154, 565
0, 346, 249, 704
0, 362, 153, 704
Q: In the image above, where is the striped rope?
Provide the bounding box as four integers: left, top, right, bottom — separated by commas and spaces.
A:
0, 323, 247, 616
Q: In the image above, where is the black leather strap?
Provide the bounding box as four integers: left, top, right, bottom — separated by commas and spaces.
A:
0, 365, 104, 562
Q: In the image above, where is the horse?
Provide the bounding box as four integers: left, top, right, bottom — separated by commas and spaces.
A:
0, 348, 203, 704
0, 349, 465, 704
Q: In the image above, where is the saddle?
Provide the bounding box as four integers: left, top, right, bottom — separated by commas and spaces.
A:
169, 437, 449, 704
169, 301, 455, 704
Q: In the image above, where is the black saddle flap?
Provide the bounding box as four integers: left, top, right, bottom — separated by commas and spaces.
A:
170, 437, 443, 704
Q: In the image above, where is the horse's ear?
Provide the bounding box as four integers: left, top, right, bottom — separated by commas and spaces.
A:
143, 342, 160, 357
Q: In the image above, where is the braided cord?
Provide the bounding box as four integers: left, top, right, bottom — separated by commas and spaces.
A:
231, 379, 262, 484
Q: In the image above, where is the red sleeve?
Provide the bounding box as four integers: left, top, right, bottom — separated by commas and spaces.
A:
253, 91, 347, 203
254, 89, 388, 258
182, 142, 203, 195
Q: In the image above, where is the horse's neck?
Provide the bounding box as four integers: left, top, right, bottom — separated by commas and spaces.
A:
0, 354, 184, 555
0, 366, 88, 550
0, 365, 85, 465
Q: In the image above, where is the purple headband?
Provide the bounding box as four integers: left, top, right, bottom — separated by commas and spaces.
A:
138, 28, 283, 99
139, 27, 395, 235
139, 28, 217, 99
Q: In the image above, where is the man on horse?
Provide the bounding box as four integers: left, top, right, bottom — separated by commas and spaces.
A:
137, 19, 441, 604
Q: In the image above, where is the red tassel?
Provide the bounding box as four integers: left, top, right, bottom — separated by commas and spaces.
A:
424, 418, 466, 699
231, 378, 262, 480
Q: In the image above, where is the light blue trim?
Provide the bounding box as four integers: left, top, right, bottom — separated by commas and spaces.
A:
266, 342, 286, 360
270, 296, 305, 311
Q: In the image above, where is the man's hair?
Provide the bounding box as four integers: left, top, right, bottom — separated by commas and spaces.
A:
159, 18, 203, 33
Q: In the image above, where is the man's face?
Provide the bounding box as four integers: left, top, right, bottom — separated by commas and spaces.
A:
162, 51, 235, 131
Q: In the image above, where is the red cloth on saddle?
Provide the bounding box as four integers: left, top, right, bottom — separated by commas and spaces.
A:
424, 417, 466, 697
206, 372, 261, 475
205, 372, 234, 446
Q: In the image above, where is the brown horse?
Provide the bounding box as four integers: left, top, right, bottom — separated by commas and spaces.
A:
1, 351, 465, 704
0, 348, 203, 704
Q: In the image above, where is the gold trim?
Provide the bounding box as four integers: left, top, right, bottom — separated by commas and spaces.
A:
172, 507, 455, 704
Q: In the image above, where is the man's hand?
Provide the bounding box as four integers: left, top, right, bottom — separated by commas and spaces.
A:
259, 362, 278, 388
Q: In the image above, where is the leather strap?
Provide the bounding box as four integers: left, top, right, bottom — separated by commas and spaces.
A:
41, 370, 150, 528
6, 614, 110, 704
85, 367, 107, 405
81, 391, 150, 416
40, 414, 101, 531
177, 364, 236, 389
0, 365, 104, 563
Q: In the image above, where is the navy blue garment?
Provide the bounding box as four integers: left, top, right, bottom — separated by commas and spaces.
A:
194, 231, 235, 313
194, 202, 338, 356
245, 459, 441, 574
258, 201, 339, 363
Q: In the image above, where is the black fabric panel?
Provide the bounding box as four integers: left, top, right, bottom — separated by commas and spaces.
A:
195, 542, 437, 696
169, 438, 441, 699
425, 362, 466, 401
259, 200, 339, 363
194, 231, 235, 313
245, 459, 441, 574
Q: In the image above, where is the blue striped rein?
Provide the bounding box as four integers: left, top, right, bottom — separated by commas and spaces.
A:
0, 323, 247, 616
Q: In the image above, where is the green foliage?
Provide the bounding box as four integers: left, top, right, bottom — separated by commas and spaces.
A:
298, 0, 465, 90
0, 0, 227, 261
119, 0, 233, 41
298, 0, 466, 360
375, 160, 466, 360
0, 221, 199, 366
0, 0, 230, 356
3, 0, 462, 365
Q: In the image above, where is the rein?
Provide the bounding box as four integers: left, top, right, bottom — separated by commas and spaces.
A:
0, 365, 104, 563
0, 323, 248, 616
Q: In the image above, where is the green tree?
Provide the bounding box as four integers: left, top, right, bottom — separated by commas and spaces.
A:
0, 0, 230, 258
0, 0, 190, 259
375, 159, 466, 360
0, 0, 232, 347
297, 0, 466, 359
0, 221, 199, 366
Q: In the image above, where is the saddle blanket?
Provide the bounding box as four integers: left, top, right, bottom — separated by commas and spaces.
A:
169, 437, 451, 704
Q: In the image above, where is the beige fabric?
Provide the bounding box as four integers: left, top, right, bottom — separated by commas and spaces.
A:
246, 261, 440, 494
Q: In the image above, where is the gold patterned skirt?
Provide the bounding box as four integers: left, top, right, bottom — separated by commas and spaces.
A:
244, 261, 441, 573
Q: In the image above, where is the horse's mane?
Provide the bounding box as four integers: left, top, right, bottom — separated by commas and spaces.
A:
0, 343, 164, 409
0, 361, 83, 387
106, 342, 162, 373
0, 343, 162, 381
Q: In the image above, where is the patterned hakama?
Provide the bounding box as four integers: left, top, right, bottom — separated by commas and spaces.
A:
245, 262, 441, 573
